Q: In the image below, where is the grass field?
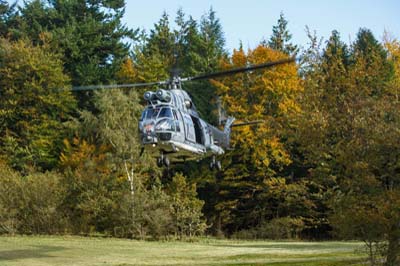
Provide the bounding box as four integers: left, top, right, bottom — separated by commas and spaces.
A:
0, 236, 367, 266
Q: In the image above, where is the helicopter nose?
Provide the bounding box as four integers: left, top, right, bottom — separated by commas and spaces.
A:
145, 135, 156, 141
144, 123, 154, 133
140, 122, 158, 144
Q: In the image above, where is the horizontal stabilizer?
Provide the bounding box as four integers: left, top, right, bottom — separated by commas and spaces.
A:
231, 120, 264, 127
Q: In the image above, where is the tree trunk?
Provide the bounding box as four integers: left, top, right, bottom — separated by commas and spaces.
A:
124, 160, 135, 233
386, 222, 400, 266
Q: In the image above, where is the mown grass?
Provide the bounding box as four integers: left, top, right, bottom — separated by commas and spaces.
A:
0, 235, 367, 266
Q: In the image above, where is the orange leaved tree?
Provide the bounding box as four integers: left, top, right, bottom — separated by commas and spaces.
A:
211, 45, 302, 232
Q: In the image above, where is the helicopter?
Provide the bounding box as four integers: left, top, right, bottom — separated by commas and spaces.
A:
72, 57, 295, 169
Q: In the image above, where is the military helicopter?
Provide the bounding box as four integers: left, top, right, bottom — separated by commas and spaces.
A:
72, 57, 295, 169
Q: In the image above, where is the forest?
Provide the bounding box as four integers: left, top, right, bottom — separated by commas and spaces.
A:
0, 1, 399, 265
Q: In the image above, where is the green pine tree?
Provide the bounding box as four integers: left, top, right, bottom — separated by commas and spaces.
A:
0, 0, 17, 37
267, 12, 298, 55
13, 0, 136, 86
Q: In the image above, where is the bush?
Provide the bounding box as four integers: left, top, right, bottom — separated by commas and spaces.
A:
262, 217, 305, 239
168, 173, 208, 238
0, 163, 68, 234
19, 172, 69, 234
232, 217, 306, 240
0, 163, 21, 234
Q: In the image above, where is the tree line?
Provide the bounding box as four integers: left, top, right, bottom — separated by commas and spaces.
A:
0, 1, 399, 265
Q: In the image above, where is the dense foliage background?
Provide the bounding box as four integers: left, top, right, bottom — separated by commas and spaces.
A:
0, 1, 399, 265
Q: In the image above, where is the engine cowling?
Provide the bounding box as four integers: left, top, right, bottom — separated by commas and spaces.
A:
156, 89, 171, 102
144, 91, 155, 101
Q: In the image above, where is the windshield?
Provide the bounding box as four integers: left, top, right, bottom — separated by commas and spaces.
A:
158, 107, 173, 119
140, 108, 160, 121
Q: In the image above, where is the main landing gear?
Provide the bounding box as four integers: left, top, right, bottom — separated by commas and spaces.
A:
209, 156, 222, 171
157, 153, 170, 168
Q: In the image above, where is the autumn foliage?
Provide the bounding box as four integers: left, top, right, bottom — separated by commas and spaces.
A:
214, 46, 301, 168
0, 2, 400, 264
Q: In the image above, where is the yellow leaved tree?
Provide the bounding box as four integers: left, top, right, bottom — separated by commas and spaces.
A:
213, 45, 301, 169
211, 45, 302, 232
384, 32, 400, 100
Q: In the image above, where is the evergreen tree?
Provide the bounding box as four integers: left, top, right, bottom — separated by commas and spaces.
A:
199, 7, 226, 71
14, 0, 136, 86
174, 9, 203, 75
144, 12, 176, 69
295, 29, 400, 264
350, 28, 394, 95
0, 0, 17, 37
267, 12, 298, 55
322, 30, 349, 69
191, 7, 227, 123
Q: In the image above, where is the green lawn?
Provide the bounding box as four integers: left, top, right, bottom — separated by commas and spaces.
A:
0, 236, 366, 266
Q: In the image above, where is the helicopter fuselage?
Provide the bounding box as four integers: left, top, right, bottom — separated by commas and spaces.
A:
138, 88, 233, 164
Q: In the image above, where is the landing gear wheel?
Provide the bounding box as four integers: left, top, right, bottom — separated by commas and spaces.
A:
215, 160, 222, 171
163, 156, 170, 167
157, 157, 163, 167
210, 156, 222, 171
209, 161, 214, 170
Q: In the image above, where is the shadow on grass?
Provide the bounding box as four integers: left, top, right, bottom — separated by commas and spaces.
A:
0, 245, 66, 261
211, 243, 335, 250
207, 259, 365, 266
123, 259, 366, 266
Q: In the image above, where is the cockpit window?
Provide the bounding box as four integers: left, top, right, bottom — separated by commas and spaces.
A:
141, 107, 175, 120
148, 108, 159, 119
158, 107, 173, 119
140, 108, 159, 121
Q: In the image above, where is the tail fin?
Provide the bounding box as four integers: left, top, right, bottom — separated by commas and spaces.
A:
223, 117, 236, 147
217, 96, 228, 126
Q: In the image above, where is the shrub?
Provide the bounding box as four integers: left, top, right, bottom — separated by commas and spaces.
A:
232, 217, 305, 240
0, 163, 68, 234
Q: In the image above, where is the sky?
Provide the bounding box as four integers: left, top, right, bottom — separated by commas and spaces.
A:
6, 0, 400, 52
122, 0, 400, 52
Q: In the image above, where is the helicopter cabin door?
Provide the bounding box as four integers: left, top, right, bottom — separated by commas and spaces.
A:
182, 113, 196, 143
190, 115, 204, 145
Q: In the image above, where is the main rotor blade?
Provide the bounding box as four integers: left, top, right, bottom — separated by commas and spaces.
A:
69, 57, 295, 91
185, 57, 295, 82
71, 81, 166, 91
